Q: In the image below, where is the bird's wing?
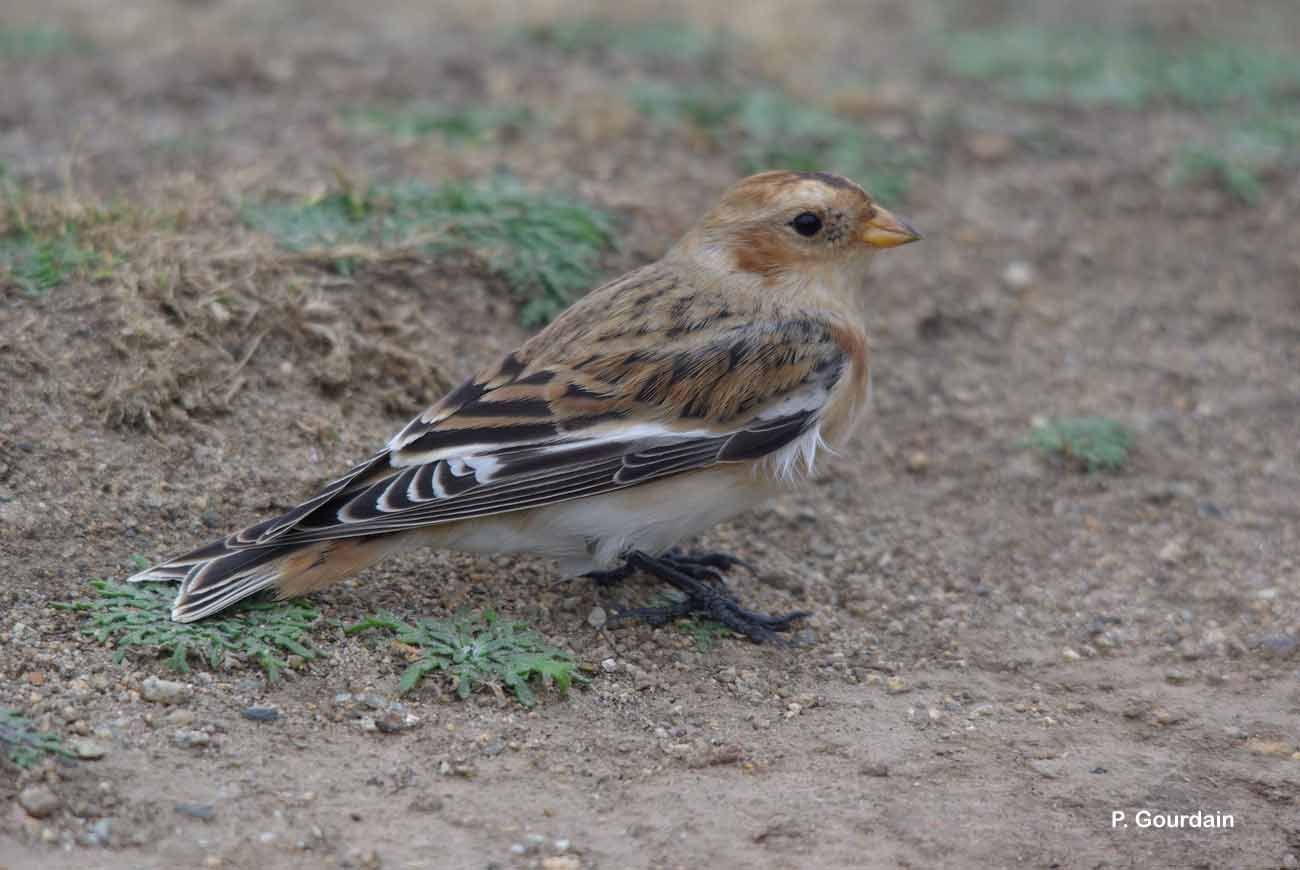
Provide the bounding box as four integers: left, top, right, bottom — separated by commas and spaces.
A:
217, 317, 851, 549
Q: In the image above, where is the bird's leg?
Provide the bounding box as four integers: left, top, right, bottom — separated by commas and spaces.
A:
610, 550, 806, 644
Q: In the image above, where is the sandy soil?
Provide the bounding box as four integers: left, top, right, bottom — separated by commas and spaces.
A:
2, 1, 1299, 868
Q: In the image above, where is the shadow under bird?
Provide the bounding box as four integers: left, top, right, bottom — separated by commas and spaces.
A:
131, 170, 921, 642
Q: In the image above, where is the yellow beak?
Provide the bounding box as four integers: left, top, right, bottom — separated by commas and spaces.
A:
861, 206, 922, 248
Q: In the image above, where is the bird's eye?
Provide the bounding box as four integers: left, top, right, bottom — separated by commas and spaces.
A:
790, 212, 823, 237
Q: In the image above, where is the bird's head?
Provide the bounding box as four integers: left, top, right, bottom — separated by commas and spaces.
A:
671, 170, 921, 307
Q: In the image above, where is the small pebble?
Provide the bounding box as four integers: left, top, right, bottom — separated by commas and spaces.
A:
175, 802, 216, 820
1259, 634, 1297, 658
1157, 539, 1185, 564
1245, 738, 1292, 756
757, 571, 804, 595
174, 728, 211, 749
18, 785, 61, 818
792, 628, 817, 647
243, 706, 280, 722
1002, 261, 1035, 290
586, 607, 607, 630
600, 658, 618, 673
165, 709, 196, 727
69, 738, 107, 760
141, 677, 191, 705
377, 710, 420, 733
89, 817, 113, 845
884, 676, 909, 694
409, 794, 444, 813
541, 857, 582, 870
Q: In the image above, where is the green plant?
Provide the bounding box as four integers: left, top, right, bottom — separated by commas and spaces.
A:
55, 581, 322, 680
2, 709, 71, 768
243, 175, 617, 325
1026, 416, 1135, 472
526, 17, 722, 62
1173, 148, 1265, 205
942, 28, 1300, 110
1172, 114, 1300, 205
341, 104, 532, 144
346, 610, 584, 705
0, 226, 101, 295
676, 617, 735, 651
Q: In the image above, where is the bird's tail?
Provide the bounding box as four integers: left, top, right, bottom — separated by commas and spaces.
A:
129, 533, 402, 623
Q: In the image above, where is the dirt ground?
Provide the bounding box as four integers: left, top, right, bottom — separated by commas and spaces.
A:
3, 1, 1299, 868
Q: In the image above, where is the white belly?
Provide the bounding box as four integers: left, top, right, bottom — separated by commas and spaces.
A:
425, 465, 781, 575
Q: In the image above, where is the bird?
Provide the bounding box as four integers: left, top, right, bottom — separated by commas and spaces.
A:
129, 170, 921, 642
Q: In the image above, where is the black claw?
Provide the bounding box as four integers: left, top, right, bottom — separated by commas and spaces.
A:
664, 548, 755, 574
658, 548, 757, 587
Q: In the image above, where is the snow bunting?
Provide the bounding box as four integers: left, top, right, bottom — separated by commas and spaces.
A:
131, 170, 920, 641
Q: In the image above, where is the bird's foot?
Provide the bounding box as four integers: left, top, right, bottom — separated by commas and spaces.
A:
583, 548, 749, 588
609, 550, 806, 644
583, 564, 635, 589
659, 547, 754, 583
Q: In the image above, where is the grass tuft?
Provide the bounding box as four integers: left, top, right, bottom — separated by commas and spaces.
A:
2, 709, 71, 769
1026, 416, 1135, 473
943, 29, 1300, 109
0, 226, 101, 295
55, 581, 322, 681
1, 174, 109, 295
631, 84, 919, 203
243, 175, 616, 326
341, 103, 532, 145
346, 610, 585, 706
526, 17, 722, 62
1172, 114, 1300, 205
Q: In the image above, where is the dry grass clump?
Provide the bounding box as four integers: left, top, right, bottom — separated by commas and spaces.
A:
4, 176, 461, 432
